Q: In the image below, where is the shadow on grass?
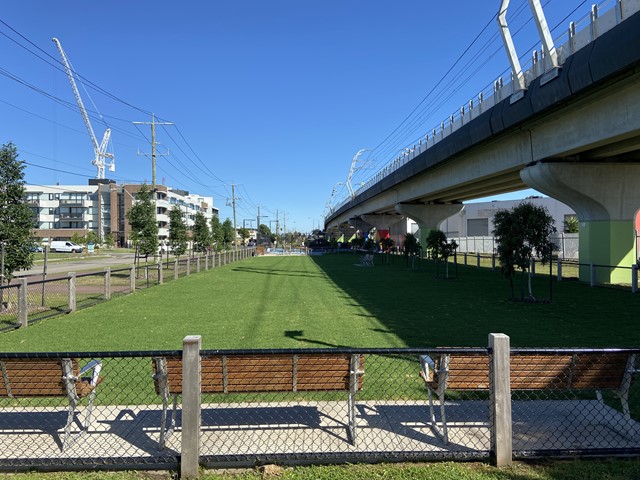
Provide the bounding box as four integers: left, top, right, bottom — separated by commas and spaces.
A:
232, 266, 325, 278
309, 253, 640, 348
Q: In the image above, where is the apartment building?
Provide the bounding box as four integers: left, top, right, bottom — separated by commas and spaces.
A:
25, 180, 218, 247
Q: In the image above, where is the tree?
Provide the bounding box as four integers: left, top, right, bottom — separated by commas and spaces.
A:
221, 218, 234, 248
192, 212, 211, 253
380, 237, 394, 253
103, 232, 116, 249
238, 227, 250, 246
0, 142, 36, 283
493, 202, 557, 300
425, 229, 457, 278
85, 230, 98, 245
211, 216, 223, 250
126, 184, 158, 260
71, 232, 86, 246
403, 233, 421, 270
564, 215, 579, 233
168, 206, 188, 257
258, 224, 274, 244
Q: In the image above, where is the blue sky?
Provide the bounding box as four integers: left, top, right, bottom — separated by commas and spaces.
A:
0, 1, 596, 232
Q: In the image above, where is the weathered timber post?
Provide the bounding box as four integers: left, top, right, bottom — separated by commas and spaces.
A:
130, 266, 136, 293
181, 335, 202, 478
68, 272, 76, 312
18, 278, 28, 328
104, 267, 111, 300
489, 333, 512, 467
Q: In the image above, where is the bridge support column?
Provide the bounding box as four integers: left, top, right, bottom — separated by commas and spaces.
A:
360, 214, 405, 241
395, 203, 464, 247
348, 217, 374, 239
521, 162, 640, 284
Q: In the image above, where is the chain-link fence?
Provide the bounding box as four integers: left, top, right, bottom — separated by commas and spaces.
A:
1, 249, 255, 333
1, 344, 638, 471
510, 349, 640, 457
0, 284, 20, 331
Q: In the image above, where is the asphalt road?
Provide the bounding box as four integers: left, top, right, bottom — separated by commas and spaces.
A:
15, 253, 137, 279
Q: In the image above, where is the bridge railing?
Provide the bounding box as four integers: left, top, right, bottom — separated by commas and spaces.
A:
330, 0, 640, 216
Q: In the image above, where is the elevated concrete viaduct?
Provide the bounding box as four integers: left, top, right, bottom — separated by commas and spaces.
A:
325, 10, 640, 284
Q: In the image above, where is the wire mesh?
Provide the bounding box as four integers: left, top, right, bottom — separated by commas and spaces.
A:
75, 272, 108, 310
510, 349, 640, 457
0, 351, 180, 469
110, 268, 132, 297
26, 277, 71, 326
193, 349, 493, 465
134, 264, 159, 291
0, 347, 639, 470
0, 285, 20, 331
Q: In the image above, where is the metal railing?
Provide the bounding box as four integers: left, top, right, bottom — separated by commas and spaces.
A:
0, 248, 256, 333
0, 335, 638, 472
329, 0, 640, 216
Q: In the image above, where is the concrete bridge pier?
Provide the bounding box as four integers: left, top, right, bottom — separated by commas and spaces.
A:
348, 217, 374, 238
331, 223, 357, 243
395, 203, 464, 248
521, 162, 640, 284
360, 214, 405, 242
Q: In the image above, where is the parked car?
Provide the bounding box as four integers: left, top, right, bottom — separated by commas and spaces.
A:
50, 241, 83, 253
29, 245, 43, 253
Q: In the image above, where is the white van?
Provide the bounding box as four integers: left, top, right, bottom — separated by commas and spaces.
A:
50, 241, 83, 253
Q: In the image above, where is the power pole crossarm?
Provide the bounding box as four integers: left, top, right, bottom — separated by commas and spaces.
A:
133, 114, 172, 191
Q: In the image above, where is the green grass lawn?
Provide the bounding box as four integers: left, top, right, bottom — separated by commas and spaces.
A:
0, 253, 637, 352
1, 254, 640, 479
4, 459, 640, 479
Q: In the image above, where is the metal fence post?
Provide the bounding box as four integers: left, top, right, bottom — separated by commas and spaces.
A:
476, 252, 480, 268
632, 264, 638, 293
491, 254, 495, 271
489, 333, 512, 467
68, 272, 76, 312
590, 263, 596, 287
181, 335, 202, 479
464, 252, 467, 265
18, 278, 28, 328
130, 266, 136, 293
557, 259, 562, 282
174, 260, 179, 281
104, 267, 111, 300
158, 260, 163, 285
186, 258, 191, 276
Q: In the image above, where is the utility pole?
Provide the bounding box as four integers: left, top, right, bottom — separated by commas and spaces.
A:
257, 206, 261, 231
226, 184, 239, 250
283, 211, 287, 249
275, 209, 279, 248
133, 114, 172, 191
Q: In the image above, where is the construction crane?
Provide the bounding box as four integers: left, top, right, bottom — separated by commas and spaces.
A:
52, 37, 115, 179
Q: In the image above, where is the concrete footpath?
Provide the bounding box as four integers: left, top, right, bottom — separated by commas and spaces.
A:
1, 399, 639, 466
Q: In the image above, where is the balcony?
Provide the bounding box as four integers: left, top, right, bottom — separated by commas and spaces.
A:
59, 213, 84, 221
59, 199, 87, 207
25, 199, 40, 206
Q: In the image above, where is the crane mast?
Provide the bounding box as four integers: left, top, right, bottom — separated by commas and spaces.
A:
52, 37, 115, 179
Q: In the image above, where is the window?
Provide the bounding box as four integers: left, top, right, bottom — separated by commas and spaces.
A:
467, 218, 489, 236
